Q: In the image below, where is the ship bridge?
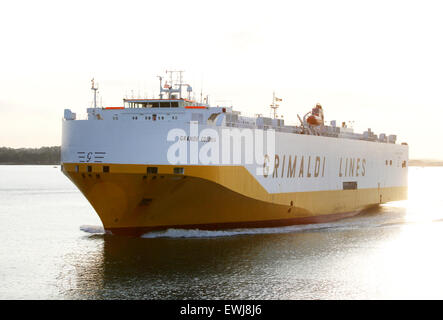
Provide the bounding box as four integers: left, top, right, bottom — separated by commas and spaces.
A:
118, 70, 211, 110
122, 98, 209, 109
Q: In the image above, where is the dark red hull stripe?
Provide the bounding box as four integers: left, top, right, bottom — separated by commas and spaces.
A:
106, 210, 360, 236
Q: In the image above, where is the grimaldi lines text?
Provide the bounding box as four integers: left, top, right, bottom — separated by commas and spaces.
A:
268, 155, 367, 179
61, 72, 408, 235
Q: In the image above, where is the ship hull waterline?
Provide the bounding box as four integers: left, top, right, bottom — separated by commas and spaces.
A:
62, 163, 407, 236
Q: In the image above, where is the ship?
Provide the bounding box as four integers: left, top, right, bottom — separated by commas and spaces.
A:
61, 71, 408, 235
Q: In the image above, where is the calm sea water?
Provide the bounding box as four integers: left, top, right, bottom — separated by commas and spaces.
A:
1, 165, 443, 299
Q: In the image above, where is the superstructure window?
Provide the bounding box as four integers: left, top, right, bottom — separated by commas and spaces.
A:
103, 166, 110, 173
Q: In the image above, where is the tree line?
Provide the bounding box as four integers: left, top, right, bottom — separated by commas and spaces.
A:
0, 146, 60, 165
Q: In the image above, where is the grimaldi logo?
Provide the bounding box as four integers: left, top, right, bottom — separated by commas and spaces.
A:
166, 121, 275, 176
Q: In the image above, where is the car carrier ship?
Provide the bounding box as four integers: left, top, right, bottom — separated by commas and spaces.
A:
61, 71, 408, 235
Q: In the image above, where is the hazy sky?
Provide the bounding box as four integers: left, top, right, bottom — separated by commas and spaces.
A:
1, 0, 442, 159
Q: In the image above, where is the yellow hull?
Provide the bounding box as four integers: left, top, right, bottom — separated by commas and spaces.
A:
62, 163, 407, 235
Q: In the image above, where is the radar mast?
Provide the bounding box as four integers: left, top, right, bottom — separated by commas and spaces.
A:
157, 70, 192, 100
91, 78, 98, 108
270, 92, 282, 119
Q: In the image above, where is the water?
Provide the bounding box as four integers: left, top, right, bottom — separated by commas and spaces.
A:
1, 165, 443, 299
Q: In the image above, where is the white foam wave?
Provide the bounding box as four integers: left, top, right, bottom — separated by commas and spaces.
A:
80, 209, 402, 239
140, 222, 352, 239
80, 225, 105, 234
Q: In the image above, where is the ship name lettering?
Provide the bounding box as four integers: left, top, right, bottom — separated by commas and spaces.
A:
268, 154, 326, 179
263, 154, 270, 178
299, 156, 304, 177
272, 155, 279, 178
339, 157, 366, 177
281, 155, 286, 178
179, 135, 215, 142
287, 155, 297, 178
314, 156, 321, 177
307, 156, 312, 177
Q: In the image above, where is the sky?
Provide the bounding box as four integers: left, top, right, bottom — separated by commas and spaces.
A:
0, 0, 442, 159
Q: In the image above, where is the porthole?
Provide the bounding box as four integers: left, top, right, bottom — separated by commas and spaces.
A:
147, 167, 158, 174
174, 167, 184, 174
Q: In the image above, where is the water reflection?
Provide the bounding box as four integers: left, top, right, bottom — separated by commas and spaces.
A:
56, 236, 105, 299
67, 213, 405, 299
61, 167, 443, 299
5, 165, 443, 299
371, 220, 443, 299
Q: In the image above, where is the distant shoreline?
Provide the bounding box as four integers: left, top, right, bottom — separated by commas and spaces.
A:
408, 160, 443, 167
0, 146, 60, 165
0, 163, 60, 165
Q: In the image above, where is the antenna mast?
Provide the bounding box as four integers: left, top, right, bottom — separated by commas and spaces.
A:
91, 78, 98, 108
270, 92, 282, 119
158, 70, 187, 99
